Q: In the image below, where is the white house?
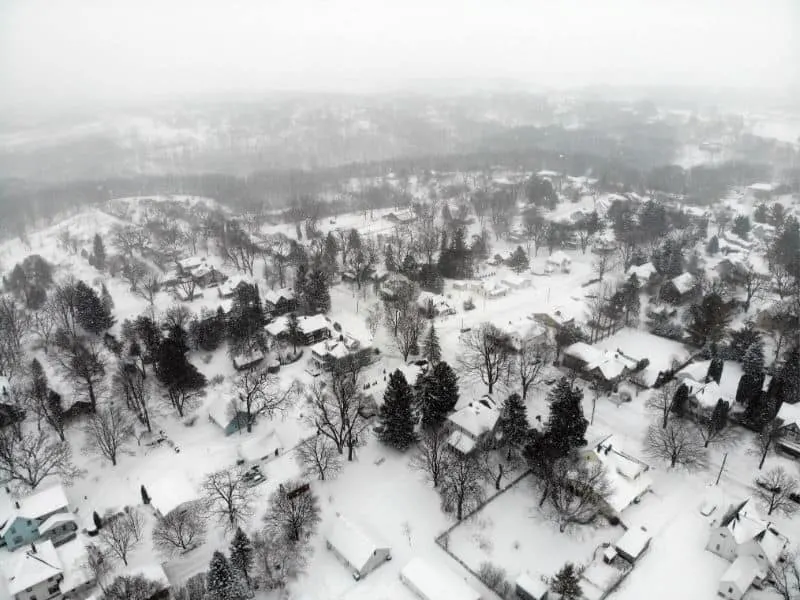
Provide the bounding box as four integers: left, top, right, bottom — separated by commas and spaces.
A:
310, 334, 372, 371
446, 397, 501, 454
718, 556, 761, 600
495, 316, 548, 351
1, 538, 94, 600
325, 513, 391, 580
583, 435, 652, 515
515, 573, 548, 600
399, 557, 481, 600
677, 378, 730, 419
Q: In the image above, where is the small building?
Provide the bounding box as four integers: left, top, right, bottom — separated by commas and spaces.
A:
208, 396, 253, 436
776, 402, 800, 457
625, 262, 658, 283
678, 378, 729, 420
500, 275, 532, 290
218, 277, 252, 299
297, 315, 332, 345
148, 473, 198, 518
36, 513, 78, 547
614, 528, 652, 564
545, 251, 572, 273
417, 291, 456, 316
264, 288, 297, 316
232, 350, 265, 371
659, 273, 697, 305
446, 396, 501, 454
399, 557, 481, 600
515, 573, 548, 600
0, 485, 70, 551
583, 435, 652, 515
193, 264, 227, 288
495, 317, 548, 351
177, 256, 205, 274
719, 556, 762, 600
325, 513, 391, 580
237, 430, 284, 463
480, 281, 510, 299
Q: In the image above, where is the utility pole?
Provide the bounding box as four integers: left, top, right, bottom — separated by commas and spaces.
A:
715, 452, 728, 486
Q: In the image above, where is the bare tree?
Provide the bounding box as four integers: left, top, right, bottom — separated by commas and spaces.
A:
771, 265, 796, 300
440, 450, 485, 520
410, 427, 450, 488
220, 226, 260, 275
30, 299, 57, 354
55, 335, 106, 412
393, 310, 424, 361
202, 467, 256, 532
264, 480, 321, 543
645, 420, 706, 468
99, 514, 141, 566
114, 360, 152, 432
646, 380, 679, 428
754, 419, 783, 470
0, 295, 29, 378
754, 467, 798, 516
296, 435, 342, 481
347, 238, 377, 289
547, 457, 612, 532
135, 273, 162, 309
514, 337, 553, 400
267, 234, 293, 288
252, 527, 309, 589
592, 252, 616, 283
82, 403, 135, 466
162, 303, 192, 332
152, 503, 207, 556
769, 548, 800, 600
50, 281, 79, 336
121, 259, 149, 292
83, 543, 112, 593
176, 276, 198, 302
0, 429, 82, 490
458, 323, 513, 394
306, 356, 370, 461
234, 368, 296, 433
740, 262, 769, 312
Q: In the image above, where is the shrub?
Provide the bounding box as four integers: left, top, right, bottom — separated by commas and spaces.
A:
478, 562, 511, 598
463, 297, 476, 311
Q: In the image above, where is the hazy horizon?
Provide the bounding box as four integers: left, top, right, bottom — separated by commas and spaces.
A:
1, 0, 798, 115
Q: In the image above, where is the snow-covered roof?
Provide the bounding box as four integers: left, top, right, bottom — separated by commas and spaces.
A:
585, 350, 638, 381
56, 537, 93, 593
298, 314, 330, 335
546, 250, 571, 265
615, 527, 651, 559
148, 473, 197, 516
747, 183, 773, 192
681, 379, 728, 409
265, 315, 289, 337
193, 264, 213, 278
238, 430, 283, 462
218, 276, 252, 297
2, 539, 62, 595
178, 256, 204, 270
564, 342, 602, 364
3, 484, 69, 530
208, 395, 244, 428
515, 573, 547, 599
777, 402, 800, 429
720, 555, 760, 593
264, 287, 295, 306
720, 498, 780, 547
326, 513, 388, 573
447, 431, 477, 454
588, 435, 652, 514
669, 272, 697, 295
447, 397, 501, 439
400, 558, 481, 600
37, 512, 77, 535
537, 169, 560, 178
500, 275, 531, 288
496, 317, 546, 346
626, 262, 657, 281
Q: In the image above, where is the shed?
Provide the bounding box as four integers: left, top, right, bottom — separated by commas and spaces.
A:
237, 430, 284, 463
515, 573, 548, 600
400, 557, 481, 600
614, 528, 651, 563
325, 513, 391, 580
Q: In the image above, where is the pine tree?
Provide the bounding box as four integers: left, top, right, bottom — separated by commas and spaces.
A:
545, 379, 587, 456
551, 562, 582, 600
418, 361, 459, 430
740, 372, 766, 425
508, 246, 530, 273
379, 370, 417, 450
141, 485, 150, 504
710, 400, 729, 435
707, 357, 724, 384
671, 384, 688, 417
421, 323, 441, 364
706, 235, 719, 255
100, 283, 114, 314
501, 393, 528, 458
92, 511, 103, 531
305, 268, 331, 314
206, 551, 247, 600
742, 341, 765, 377
74, 280, 115, 334
229, 527, 254, 588
93, 233, 106, 269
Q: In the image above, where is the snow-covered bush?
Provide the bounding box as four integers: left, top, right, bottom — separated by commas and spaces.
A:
478, 562, 512, 598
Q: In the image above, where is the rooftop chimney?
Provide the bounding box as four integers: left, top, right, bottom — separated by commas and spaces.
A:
30, 542, 36, 554
14, 500, 20, 509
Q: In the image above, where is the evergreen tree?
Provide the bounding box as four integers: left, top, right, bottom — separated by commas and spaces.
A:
742, 341, 765, 377
155, 338, 207, 417
379, 370, 417, 450
417, 361, 459, 430
710, 400, 729, 436
686, 293, 734, 347
229, 527, 254, 588
771, 345, 800, 407
74, 280, 115, 334
323, 232, 339, 277
205, 551, 247, 600
293, 262, 309, 313
228, 283, 265, 347
305, 268, 331, 314
671, 384, 689, 417
740, 372, 766, 424
421, 323, 442, 364
545, 379, 587, 456
384, 244, 397, 272
93, 233, 106, 269
92, 511, 103, 530
551, 562, 582, 600
729, 323, 761, 363
508, 246, 529, 273
707, 357, 724, 384
141, 485, 150, 504
286, 312, 302, 353
732, 215, 751, 239
706, 235, 720, 255
500, 393, 528, 458
100, 283, 114, 314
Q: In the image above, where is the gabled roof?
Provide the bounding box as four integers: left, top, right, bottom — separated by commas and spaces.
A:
447, 431, 477, 454
401, 558, 481, 600
615, 527, 651, 559
1, 485, 69, 535
589, 435, 652, 513
326, 513, 388, 573
238, 430, 284, 462
681, 378, 728, 409
208, 395, 246, 428
447, 397, 500, 439
777, 402, 800, 429
720, 555, 760, 592
2, 539, 63, 595
563, 342, 601, 364
264, 287, 295, 306
626, 262, 657, 281
720, 498, 775, 545
669, 272, 697, 295
38, 513, 77, 535
298, 314, 330, 335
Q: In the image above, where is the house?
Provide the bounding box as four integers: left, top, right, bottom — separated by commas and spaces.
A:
446, 396, 501, 454
776, 402, 800, 457
625, 261, 657, 283
659, 272, 697, 304
416, 291, 456, 316
533, 305, 577, 330
480, 281, 510, 299
561, 342, 600, 371
298, 315, 332, 345
237, 430, 284, 463
385, 209, 416, 224
231, 349, 265, 371
614, 527, 652, 564
36, 514, 78, 547
495, 316, 548, 351
706, 497, 789, 597
500, 275, 532, 290
325, 513, 391, 580
208, 395, 253, 436
545, 251, 572, 273
561, 343, 640, 386
0, 538, 94, 600
218, 277, 252, 299
263, 288, 297, 316
583, 435, 652, 515
148, 473, 198, 518
310, 335, 373, 371
677, 378, 730, 419
0, 485, 71, 551
177, 256, 205, 274
192, 264, 227, 288
514, 573, 548, 600
399, 557, 481, 600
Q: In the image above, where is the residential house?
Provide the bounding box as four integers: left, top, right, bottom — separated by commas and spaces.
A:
495, 316, 548, 351
416, 291, 456, 316
231, 349, 265, 371
533, 305, 578, 331
148, 473, 198, 518
325, 513, 392, 580
192, 264, 227, 288
263, 288, 297, 316
0, 485, 71, 551
0, 538, 94, 600
676, 378, 730, 420
625, 262, 658, 284
561, 343, 639, 387
218, 277, 252, 299
775, 402, 800, 458
446, 396, 501, 454
545, 250, 572, 273
582, 435, 652, 515
480, 280, 510, 299
208, 395, 253, 436
706, 498, 789, 600
659, 272, 698, 304
310, 335, 373, 371
297, 314, 332, 345
515, 573, 548, 600
177, 256, 205, 275
400, 557, 481, 600
614, 528, 652, 564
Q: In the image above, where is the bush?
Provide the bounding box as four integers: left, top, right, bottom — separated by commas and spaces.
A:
463, 297, 476, 311
333, 321, 342, 332
478, 562, 511, 598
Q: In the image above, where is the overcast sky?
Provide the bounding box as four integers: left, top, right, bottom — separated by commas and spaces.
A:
1, 0, 797, 111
